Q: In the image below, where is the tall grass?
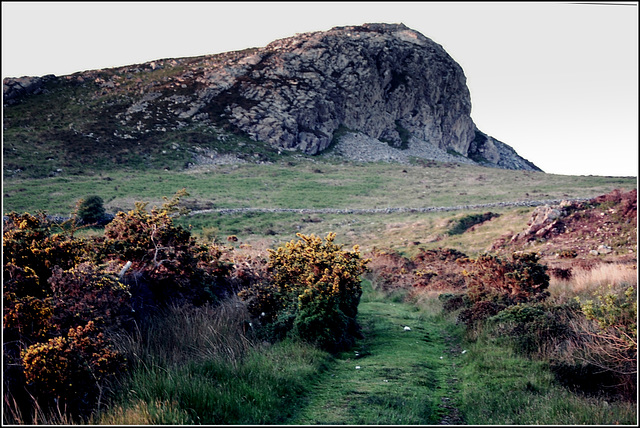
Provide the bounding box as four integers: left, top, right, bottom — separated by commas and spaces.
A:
3, 391, 82, 425
110, 298, 255, 367
95, 297, 331, 424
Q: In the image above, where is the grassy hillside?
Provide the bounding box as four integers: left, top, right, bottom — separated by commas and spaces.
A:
4, 158, 635, 257
5, 159, 634, 214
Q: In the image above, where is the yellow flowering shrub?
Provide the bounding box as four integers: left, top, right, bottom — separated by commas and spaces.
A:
95, 191, 232, 309
21, 321, 126, 412
239, 233, 369, 351
2, 212, 88, 289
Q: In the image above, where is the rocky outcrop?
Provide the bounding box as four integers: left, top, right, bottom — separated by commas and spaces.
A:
2, 23, 541, 171
193, 22, 539, 170
511, 204, 568, 241
468, 129, 541, 171
217, 23, 476, 156
3, 75, 56, 105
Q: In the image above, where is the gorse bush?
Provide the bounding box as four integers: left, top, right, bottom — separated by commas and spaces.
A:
3, 192, 367, 421
2, 211, 131, 417
2, 189, 237, 421
47, 262, 133, 333
95, 189, 233, 311
463, 252, 550, 305
239, 233, 369, 351
21, 321, 126, 411
2, 212, 88, 289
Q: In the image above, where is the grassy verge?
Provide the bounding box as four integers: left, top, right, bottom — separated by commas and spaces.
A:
408, 289, 637, 425
457, 335, 637, 425
97, 340, 330, 425
94, 300, 332, 425
288, 280, 637, 425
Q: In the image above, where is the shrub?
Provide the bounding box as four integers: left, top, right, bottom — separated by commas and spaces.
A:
3, 264, 55, 344
457, 300, 506, 329
95, 190, 232, 310
576, 283, 637, 395
364, 248, 415, 291
438, 293, 468, 312
447, 212, 500, 236
76, 196, 107, 226
21, 321, 126, 413
3, 190, 231, 420
239, 233, 369, 351
47, 263, 134, 333
464, 252, 550, 305
2, 212, 88, 289
365, 247, 469, 294
579, 284, 637, 350
486, 302, 577, 357
411, 248, 468, 290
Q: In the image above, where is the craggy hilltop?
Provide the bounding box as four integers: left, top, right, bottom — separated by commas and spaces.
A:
3, 23, 540, 179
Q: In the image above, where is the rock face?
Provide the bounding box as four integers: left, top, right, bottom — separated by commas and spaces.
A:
220, 23, 476, 156
2, 23, 541, 171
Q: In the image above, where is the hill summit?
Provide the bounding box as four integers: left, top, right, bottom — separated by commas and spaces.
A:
3, 23, 541, 176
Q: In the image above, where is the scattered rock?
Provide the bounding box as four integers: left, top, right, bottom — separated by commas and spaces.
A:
597, 245, 613, 254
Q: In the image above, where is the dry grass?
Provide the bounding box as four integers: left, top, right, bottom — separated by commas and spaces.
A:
95, 399, 192, 425
549, 262, 638, 304
3, 391, 80, 425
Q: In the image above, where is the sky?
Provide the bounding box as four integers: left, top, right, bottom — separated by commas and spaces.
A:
2, 1, 638, 177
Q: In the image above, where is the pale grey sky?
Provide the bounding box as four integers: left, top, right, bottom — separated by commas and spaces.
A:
2, 1, 638, 177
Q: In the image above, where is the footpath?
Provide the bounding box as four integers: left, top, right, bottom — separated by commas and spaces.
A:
287, 285, 466, 425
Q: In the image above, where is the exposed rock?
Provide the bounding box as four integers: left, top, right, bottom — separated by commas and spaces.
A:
193, 23, 539, 169
512, 204, 566, 241
499, 189, 636, 261
2, 23, 541, 171
596, 244, 613, 255
3, 75, 56, 105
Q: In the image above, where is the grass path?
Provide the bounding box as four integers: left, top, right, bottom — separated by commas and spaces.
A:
287, 286, 465, 425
